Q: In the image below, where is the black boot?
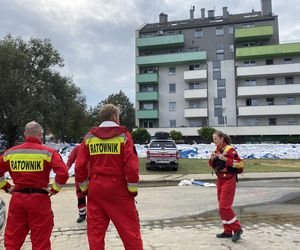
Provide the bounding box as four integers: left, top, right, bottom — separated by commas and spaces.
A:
216, 232, 232, 238
77, 215, 86, 223
232, 229, 243, 242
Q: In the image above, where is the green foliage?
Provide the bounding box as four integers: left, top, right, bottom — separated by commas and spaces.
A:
197, 127, 216, 144
131, 128, 151, 144
93, 90, 135, 131
0, 35, 87, 146
170, 130, 182, 141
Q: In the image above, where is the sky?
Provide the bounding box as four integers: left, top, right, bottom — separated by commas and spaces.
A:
0, 0, 299, 108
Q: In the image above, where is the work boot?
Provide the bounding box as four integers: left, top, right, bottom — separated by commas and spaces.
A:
216, 232, 232, 238
77, 215, 86, 223
232, 229, 243, 242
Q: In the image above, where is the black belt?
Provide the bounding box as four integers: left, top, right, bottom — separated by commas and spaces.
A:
14, 188, 48, 195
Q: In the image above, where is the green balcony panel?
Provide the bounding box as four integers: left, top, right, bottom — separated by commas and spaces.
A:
236, 43, 300, 60
136, 51, 207, 66
136, 110, 159, 119
136, 73, 158, 84
136, 34, 184, 49
235, 25, 273, 42
136, 92, 159, 101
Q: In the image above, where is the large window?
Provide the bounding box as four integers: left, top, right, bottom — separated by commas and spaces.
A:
189, 101, 201, 108
142, 103, 154, 110
189, 82, 201, 89
189, 64, 200, 70
169, 83, 176, 93
143, 121, 154, 128
245, 80, 256, 86
169, 102, 176, 111
246, 99, 257, 106
287, 97, 295, 105
246, 119, 258, 126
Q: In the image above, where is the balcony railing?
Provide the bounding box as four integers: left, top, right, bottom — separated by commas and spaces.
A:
136, 34, 184, 49
184, 108, 208, 118
136, 91, 159, 101
238, 104, 300, 116
184, 69, 207, 81
136, 109, 159, 119
136, 73, 158, 84
234, 25, 273, 42
184, 89, 207, 99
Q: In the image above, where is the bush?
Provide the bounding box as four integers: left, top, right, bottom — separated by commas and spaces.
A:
170, 130, 182, 141
131, 128, 151, 144
197, 127, 216, 144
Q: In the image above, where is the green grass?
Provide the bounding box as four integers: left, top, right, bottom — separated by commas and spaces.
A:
139, 158, 300, 175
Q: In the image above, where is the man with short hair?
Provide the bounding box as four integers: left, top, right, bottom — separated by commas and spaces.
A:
0, 121, 69, 250
76, 104, 143, 250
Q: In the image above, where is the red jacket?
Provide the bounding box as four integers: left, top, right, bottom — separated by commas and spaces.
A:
75, 125, 139, 195
0, 137, 69, 194
66, 144, 80, 169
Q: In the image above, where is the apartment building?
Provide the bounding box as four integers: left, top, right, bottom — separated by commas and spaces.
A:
135, 0, 300, 142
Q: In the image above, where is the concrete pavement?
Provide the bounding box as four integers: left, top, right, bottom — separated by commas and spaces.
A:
1, 173, 300, 249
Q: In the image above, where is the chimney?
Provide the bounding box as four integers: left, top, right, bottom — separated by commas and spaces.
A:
201, 8, 205, 20
261, 0, 272, 16
222, 7, 228, 18
190, 6, 195, 21
159, 13, 168, 23
207, 9, 214, 19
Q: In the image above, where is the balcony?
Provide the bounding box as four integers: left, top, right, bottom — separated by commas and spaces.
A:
136, 34, 184, 49
136, 73, 158, 84
184, 70, 207, 81
136, 51, 207, 66
234, 25, 273, 42
236, 63, 300, 78
184, 89, 207, 99
184, 108, 208, 118
236, 43, 300, 60
136, 109, 159, 119
136, 91, 159, 101
237, 84, 300, 97
238, 104, 300, 116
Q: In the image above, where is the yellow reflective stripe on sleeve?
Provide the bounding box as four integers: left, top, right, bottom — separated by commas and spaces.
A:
128, 183, 138, 193
52, 181, 63, 192
233, 160, 244, 169
79, 180, 89, 192
0, 177, 8, 189
87, 137, 125, 155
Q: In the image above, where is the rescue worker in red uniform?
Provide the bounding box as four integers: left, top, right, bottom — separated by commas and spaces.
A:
0, 121, 69, 250
208, 130, 244, 243
66, 144, 87, 223
75, 104, 143, 250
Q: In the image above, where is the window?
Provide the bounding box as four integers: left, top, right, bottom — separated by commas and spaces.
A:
244, 42, 256, 47
229, 44, 234, 53
218, 89, 226, 98
214, 98, 222, 107
143, 121, 154, 128
141, 85, 154, 92
189, 101, 201, 108
216, 43, 224, 50
169, 102, 176, 111
287, 97, 295, 105
246, 119, 258, 126
269, 118, 277, 126
228, 26, 234, 34
169, 120, 176, 128
244, 60, 256, 66
217, 79, 226, 87
214, 108, 222, 116
213, 69, 221, 80
288, 118, 296, 125
189, 64, 200, 70
169, 83, 176, 93
216, 51, 224, 60
284, 58, 292, 63
242, 23, 255, 28
169, 67, 176, 75
245, 79, 256, 86
190, 119, 202, 127
286, 77, 294, 84
216, 27, 224, 36
267, 78, 275, 85
189, 82, 201, 89
213, 60, 221, 69
142, 103, 153, 110
195, 29, 203, 38
266, 59, 273, 65
218, 116, 225, 125
246, 99, 257, 106
266, 97, 274, 105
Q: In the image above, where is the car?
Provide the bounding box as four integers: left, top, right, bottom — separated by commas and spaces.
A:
146, 135, 179, 171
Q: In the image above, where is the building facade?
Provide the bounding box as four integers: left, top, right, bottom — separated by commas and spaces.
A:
135, 0, 300, 142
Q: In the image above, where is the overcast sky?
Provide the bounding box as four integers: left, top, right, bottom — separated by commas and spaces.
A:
1, 0, 299, 107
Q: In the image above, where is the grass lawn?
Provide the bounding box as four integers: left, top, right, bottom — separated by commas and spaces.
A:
139, 158, 300, 175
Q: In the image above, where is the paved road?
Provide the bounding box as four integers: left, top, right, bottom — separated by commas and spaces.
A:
1, 179, 300, 249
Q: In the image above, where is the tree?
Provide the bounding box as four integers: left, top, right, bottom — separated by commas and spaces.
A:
131, 128, 150, 144
0, 35, 87, 147
170, 130, 182, 141
197, 127, 216, 144
94, 90, 135, 131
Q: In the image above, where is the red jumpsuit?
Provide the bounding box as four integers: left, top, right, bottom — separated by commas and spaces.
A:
75, 123, 143, 250
66, 144, 87, 218
208, 143, 244, 235
0, 136, 69, 250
